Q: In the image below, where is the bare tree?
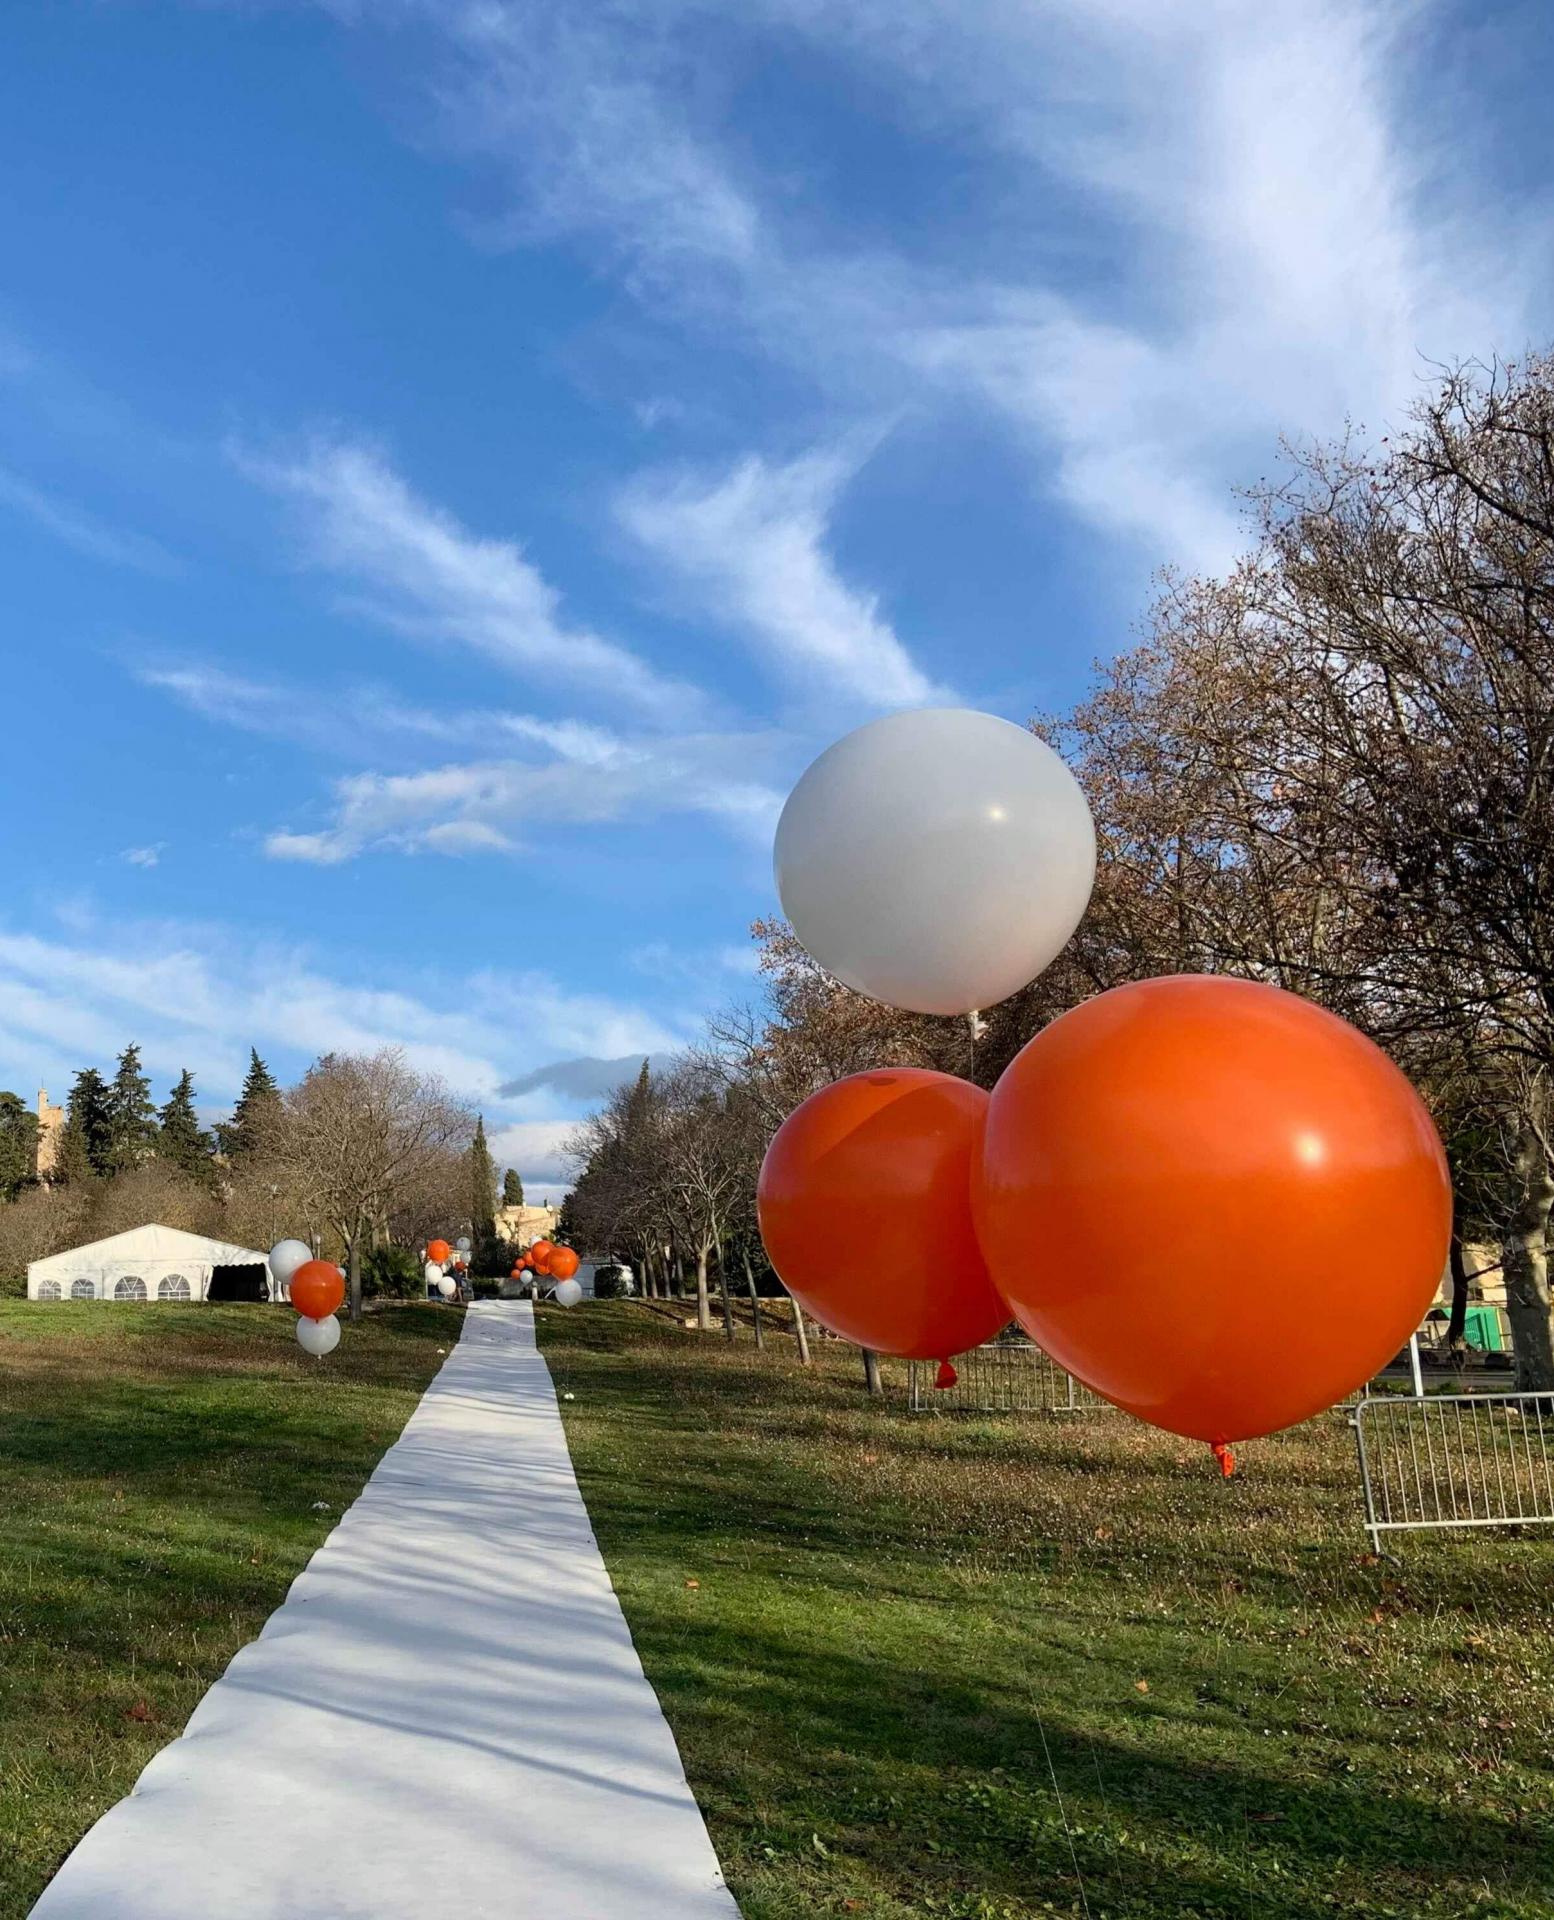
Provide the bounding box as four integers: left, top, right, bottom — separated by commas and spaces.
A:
281, 1050, 473, 1322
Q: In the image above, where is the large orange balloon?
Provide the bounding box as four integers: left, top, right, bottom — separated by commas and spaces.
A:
529, 1240, 554, 1274
426, 1239, 452, 1265
548, 1246, 580, 1281
973, 976, 1451, 1444
758, 1068, 1010, 1361
290, 1259, 345, 1322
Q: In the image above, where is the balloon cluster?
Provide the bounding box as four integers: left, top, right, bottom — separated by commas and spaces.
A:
758, 710, 1451, 1466
511, 1239, 583, 1307
271, 1239, 345, 1357
423, 1237, 463, 1300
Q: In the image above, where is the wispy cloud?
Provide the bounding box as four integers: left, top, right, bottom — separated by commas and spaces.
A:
120, 845, 163, 869
619, 447, 951, 708
356, 0, 1546, 577
239, 436, 700, 717
0, 463, 180, 575
263, 723, 785, 864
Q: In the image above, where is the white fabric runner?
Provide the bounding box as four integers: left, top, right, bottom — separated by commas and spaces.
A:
32, 1303, 741, 1919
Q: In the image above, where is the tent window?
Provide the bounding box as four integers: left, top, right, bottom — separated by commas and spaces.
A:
113, 1275, 148, 1301
158, 1273, 192, 1301
71, 1277, 96, 1299
37, 1280, 63, 1300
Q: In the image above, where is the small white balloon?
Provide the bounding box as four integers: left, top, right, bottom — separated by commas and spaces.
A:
297, 1314, 341, 1357
553, 1279, 583, 1308
455, 1237, 472, 1253
773, 709, 1096, 1016
424, 1260, 443, 1286
438, 1276, 457, 1298
269, 1239, 312, 1287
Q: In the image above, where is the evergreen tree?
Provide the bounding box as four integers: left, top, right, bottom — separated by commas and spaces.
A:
105, 1044, 158, 1174
468, 1115, 498, 1272
157, 1069, 214, 1182
502, 1167, 524, 1207
0, 1091, 38, 1202
59, 1067, 112, 1182
219, 1049, 284, 1160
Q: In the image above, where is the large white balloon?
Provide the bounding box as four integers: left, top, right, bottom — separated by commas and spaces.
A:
552, 1279, 583, 1308
269, 1239, 312, 1287
424, 1260, 444, 1288
774, 709, 1096, 1016
438, 1276, 457, 1299
297, 1314, 341, 1356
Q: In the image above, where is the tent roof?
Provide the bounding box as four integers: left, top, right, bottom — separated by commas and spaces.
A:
29, 1222, 271, 1278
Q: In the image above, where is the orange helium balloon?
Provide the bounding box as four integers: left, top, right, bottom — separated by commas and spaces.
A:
529, 1240, 554, 1272
548, 1246, 580, 1281
757, 1068, 1010, 1362
426, 1239, 452, 1265
973, 976, 1451, 1444
290, 1259, 346, 1322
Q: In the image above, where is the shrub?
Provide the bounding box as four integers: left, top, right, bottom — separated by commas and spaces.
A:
361, 1244, 424, 1299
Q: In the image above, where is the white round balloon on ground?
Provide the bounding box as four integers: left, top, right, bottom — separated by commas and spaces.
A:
773, 709, 1097, 1015
269, 1239, 312, 1289
297, 1314, 341, 1356
438, 1276, 457, 1298
552, 1279, 583, 1308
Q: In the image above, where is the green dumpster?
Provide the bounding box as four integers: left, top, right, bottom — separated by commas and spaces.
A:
1463, 1303, 1506, 1352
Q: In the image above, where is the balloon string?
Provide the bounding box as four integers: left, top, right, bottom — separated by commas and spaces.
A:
934, 1358, 958, 1390
1211, 1441, 1235, 1479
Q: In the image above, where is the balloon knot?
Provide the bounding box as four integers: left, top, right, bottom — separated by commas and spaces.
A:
1211, 1442, 1236, 1479
934, 1359, 958, 1390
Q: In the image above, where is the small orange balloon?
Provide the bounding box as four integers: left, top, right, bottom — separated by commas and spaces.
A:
548, 1246, 580, 1281
758, 1068, 1009, 1361
973, 976, 1451, 1444
426, 1239, 452, 1265
290, 1259, 345, 1322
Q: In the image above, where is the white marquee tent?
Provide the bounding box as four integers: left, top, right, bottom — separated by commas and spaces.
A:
27, 1224, 277, 1304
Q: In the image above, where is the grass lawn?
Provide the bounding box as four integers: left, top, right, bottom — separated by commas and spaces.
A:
0, 1298, 462, 1919
539, 1304, 1554, 1920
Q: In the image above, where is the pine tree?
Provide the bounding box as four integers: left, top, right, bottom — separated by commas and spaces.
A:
59, 1067, 112, 1182
502, 1167, 524, 1207
105, 1044, 158, 1175
0, 1091, 38, 1202
219, 1049, 284, 1160
157, 1069, 214, 1182
468, 1116, 498, 1272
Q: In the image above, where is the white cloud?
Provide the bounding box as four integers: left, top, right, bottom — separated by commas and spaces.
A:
121, 845, 164, 869
239, 437, 700, 717
0, 917, 686, 1127
262, 723, 784, 864
350, 0, 1546, 577
0, 463, 180, 575
618, 448, 952, 708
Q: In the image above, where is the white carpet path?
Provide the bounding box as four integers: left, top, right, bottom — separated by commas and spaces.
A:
32, 1302, 742, 1919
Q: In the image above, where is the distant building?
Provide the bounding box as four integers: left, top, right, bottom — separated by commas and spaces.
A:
494, 1201, 561, 1247
34, 1087, 64, 1179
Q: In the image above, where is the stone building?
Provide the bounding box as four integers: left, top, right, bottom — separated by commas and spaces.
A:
494, 1201, 561, 1247
34, 1087, 64, 1180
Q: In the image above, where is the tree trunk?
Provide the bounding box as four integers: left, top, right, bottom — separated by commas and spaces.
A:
792, 1298, 811, 1365
695, 1245, 712, 1331
1447, 1202, 1469, 1349
714, 1236, 735, 1341
860, 1346, 883, 1396
347, 1233, 363, 1325
1501, 1108, 1554, 1391
741, 1247, 764, 1350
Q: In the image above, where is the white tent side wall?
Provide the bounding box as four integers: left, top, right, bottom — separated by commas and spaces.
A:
27, 1224, 276, 1303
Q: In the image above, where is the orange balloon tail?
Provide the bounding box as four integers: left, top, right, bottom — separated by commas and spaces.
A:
935, 1358, 958, 1390
1211, 1442, 1236, 1479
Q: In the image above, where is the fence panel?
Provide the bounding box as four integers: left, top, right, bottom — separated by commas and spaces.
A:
1351, 1391, 1554, 1549
908, 1341, 1110, 1415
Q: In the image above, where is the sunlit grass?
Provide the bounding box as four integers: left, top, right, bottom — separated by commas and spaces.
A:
0, 1299, 460, 1918
540, 1304, 1554, 1920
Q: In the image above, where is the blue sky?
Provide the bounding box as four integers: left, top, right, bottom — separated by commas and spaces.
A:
2, 0, 1551, 1197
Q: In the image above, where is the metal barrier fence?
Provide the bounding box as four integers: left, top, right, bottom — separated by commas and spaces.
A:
907, 1341, 1110, 1415
1351, 1391, 1554, 1550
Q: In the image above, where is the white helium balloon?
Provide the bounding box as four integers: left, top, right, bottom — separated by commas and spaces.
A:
424, 1260, 444, 1286
269, 1239, 312, 1287
297, 1314, 341, 1356
455, 1237, 472, 1253
774, 709, 1096, 1016
552, 1279, 583, 1308
438, 1277, 457, 1298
